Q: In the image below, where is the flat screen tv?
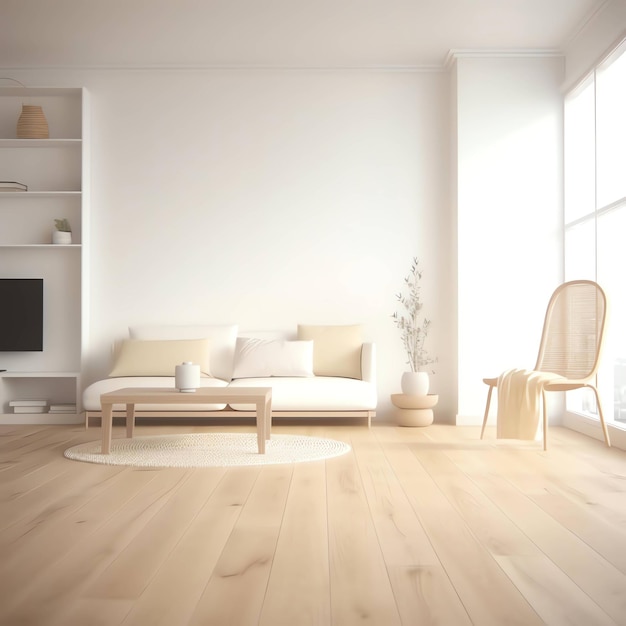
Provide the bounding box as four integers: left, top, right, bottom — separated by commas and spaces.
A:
0, 279, 44, 352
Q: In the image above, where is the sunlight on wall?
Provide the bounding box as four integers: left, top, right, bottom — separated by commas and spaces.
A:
455, 56, 564, 423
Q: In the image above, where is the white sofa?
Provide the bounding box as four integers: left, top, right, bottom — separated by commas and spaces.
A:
83, 324, 377, 427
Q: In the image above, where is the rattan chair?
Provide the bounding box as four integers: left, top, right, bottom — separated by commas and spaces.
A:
481, 280, 611, 450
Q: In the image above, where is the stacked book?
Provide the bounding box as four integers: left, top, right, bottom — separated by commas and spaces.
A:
10, 400, 47, 413
0, 181, 28, 192
48, 403, 77, 414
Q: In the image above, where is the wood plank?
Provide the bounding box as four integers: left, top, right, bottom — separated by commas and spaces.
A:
353, 433, 472, 624
325, 443, 402, 625
495, 555, 615, 626
1, 468, 191, 624
0, 425, 85, 483
120, 466, 260, 626
0, 464, 134, 586
415, 447, 618, 625
85, 469, 228, 600
531, 487, 626, 575
188, 464, 293, 626
448, 449, 626, 624
0, 458, 121, 532
259, 461, 332, 626
381, 440, 543, 625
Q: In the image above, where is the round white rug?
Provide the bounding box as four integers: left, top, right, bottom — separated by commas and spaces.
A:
64, 432, 351, 468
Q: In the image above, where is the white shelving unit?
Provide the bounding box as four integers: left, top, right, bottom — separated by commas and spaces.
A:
0, 371, 81, 424
0, 87, 89, 424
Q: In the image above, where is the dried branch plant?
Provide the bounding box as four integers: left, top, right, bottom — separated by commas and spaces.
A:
392, 257, 437, 372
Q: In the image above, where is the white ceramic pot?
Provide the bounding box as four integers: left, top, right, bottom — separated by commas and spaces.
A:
175, 361, 200, 392
401, 371, 429, 396
52, 230, 72, 245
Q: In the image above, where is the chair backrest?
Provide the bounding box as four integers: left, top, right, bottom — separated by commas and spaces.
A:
534, 280, 607, 381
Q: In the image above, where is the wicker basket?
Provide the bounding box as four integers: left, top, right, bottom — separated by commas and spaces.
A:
17, 104, 49, 139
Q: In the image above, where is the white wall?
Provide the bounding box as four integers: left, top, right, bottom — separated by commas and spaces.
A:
453, 55, 565, 424
6, 57, 569, 426
6, 67, 453, 422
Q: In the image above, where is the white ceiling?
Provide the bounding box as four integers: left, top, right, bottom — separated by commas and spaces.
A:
0, 0, 608, 69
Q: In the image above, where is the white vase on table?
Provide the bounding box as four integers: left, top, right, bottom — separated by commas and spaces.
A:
175, 362, 200, 392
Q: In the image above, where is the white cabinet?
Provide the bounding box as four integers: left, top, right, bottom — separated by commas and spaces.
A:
0, 372, 80, 423
0, 87, 89, 422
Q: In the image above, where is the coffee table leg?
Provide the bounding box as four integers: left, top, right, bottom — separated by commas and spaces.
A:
126, 403, 135, 439
256, 400, 266, 454
265, 395, 272, 440
101, 402, 113, 454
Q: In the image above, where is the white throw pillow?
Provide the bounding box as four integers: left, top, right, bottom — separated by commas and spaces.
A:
232, 338, 314, 378
129, 324, 238, 381
297, 324, 363, 379
109, 339, 211, 377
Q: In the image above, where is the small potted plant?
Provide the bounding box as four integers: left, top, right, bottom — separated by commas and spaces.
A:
392, 257, 437, 395
52, 218, 72, 245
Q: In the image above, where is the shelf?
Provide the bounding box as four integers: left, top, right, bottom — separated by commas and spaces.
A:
0, 371, 80, 378
3, 412, 78, 417
0, 139, 81, 148
0, 87, 83, 97
0, 191, 81, 198
0, 244, 81, 248
0, 412, 81, 425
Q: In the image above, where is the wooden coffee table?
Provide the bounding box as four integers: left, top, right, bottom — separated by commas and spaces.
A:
99, 387, 272, 455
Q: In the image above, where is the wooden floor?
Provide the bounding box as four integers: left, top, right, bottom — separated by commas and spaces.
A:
1, 422, 626, 626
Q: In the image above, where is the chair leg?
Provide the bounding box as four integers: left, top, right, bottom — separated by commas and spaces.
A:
542, 389, 548, 451
481, 385, 494, 440
590, 385, 611, 447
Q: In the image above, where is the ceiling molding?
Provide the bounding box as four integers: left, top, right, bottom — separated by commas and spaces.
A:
0, 48, 572, 75
561, 29, 626, 94
0, 63, 447, 74
444, 48, 564, 70
562, 0, 613, 47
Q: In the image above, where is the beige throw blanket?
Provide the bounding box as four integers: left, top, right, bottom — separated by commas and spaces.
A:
496, 369, 563, 440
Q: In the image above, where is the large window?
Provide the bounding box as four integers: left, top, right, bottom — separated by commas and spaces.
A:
564, 40, 626, 425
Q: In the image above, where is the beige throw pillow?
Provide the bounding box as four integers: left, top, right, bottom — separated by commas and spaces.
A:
297, 324, 363, 379
128, 324, 237, 381
109, 339, 211, 377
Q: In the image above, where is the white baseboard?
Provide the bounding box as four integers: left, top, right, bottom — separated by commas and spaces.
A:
563, 411, 626, 451
455, 414, 484, 426
455, 411, 626, 451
